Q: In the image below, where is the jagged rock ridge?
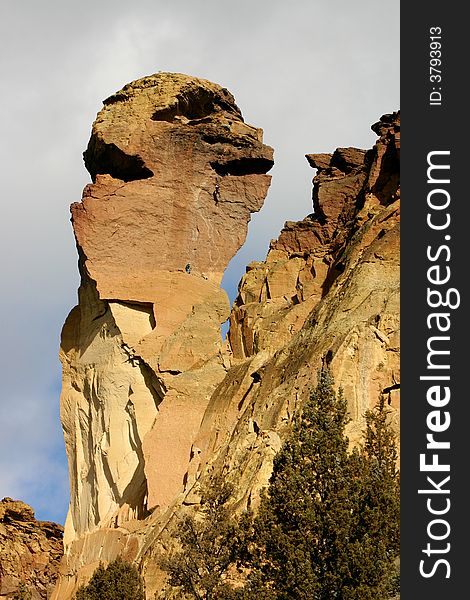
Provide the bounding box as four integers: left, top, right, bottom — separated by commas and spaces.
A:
0, 498, 63, 599
54, 71, 399, 598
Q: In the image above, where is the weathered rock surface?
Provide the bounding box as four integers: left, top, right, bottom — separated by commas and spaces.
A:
0, 498, 63, 599
189, 111, 400, 515
55, 82, 399, 599
56, 72, 273, 596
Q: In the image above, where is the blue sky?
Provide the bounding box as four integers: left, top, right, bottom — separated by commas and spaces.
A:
0, 0, 399, 524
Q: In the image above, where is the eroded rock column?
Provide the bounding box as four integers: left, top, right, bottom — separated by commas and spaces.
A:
60, 73, 273, 545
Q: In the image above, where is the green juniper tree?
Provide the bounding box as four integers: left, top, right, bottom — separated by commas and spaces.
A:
349, 395, 400, 599
74, 556, 145, 600
249, 368, 400, 600
13, 583, 31, 600
162, 369, 400, 600
159, 477, 246, 600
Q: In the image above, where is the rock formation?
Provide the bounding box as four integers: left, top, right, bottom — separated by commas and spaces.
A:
55, 73, 273, 597
54, 71, 399, 598
0, 498, 63, 599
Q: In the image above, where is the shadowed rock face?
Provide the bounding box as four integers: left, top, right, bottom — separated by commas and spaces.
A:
0, 498, 63, 599
55, 93, 399, 599
59, 73, 273, 550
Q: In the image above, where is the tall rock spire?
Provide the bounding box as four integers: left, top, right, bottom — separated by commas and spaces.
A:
60, 72, 273, 545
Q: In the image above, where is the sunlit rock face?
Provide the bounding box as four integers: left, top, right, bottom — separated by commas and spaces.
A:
192, 112, 400, 517
55, 86, 399, 599
0, 498, 63, 599
59, 73, 273, 546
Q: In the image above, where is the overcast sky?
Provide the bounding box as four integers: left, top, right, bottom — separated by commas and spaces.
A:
0, 0, 399, 524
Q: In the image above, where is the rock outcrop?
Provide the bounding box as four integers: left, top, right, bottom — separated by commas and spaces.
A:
56, 73, 273, 597
55, 70, 399, 598
190, 114, 400, 519
0, 498, 63, 599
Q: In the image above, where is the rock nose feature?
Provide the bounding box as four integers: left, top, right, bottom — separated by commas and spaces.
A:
60, 73, 273, 546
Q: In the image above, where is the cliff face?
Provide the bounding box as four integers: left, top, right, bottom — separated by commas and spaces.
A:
0, 498, 63, 599
190, 114, 400, 523
55, 72, 399, 598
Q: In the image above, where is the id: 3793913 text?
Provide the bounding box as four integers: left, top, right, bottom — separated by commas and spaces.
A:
429, 26, 442, 107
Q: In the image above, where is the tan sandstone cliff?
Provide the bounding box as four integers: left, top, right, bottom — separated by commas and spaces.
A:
53, 72, 399, 598
0, 498, 63, 599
